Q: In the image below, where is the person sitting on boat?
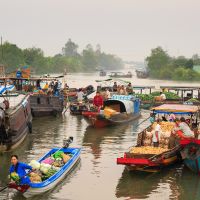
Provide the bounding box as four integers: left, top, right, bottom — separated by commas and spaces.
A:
174, 117, 194, 138
10, 155, 33, 185
77, 88, 84, 102
149, 113, 155, 124
160, 92, 166, 101
93, 91, 103, 111
119, 85, 127, 95
105, 88, 111, 100
152, 119, 161, 147
113, 82, 118, 92
126, 83, 133, 95
169, 113, 176, 122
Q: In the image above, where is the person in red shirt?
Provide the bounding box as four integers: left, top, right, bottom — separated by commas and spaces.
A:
93, 91, 103, 110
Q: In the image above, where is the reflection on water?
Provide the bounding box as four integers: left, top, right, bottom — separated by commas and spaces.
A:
1, 73, 200, 200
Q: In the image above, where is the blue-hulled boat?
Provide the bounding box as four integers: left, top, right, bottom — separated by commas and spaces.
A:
9, 147, 81, 197
180, 139, 200, 175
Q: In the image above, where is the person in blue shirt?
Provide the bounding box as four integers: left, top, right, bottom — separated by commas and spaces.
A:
150, 113, 155, 124
10, 155, 32, 185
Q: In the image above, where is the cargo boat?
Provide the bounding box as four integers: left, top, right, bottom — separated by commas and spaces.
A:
0, 92, 32, 151
117, 104, 199, 172
85, 95, 141, 128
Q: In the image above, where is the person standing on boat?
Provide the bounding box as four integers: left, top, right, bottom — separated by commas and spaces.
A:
105, 88, 111, 99
126, 83, 133, 95
113, 82, 118, 92
153, 119, 161, 147
10, 155, 32, 185
93, 91, 103, 111
77, 88, 84, 102
174, 117, 194, 138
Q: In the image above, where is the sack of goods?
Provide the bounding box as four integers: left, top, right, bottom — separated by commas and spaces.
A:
130, 146, 168, 155
29, 172, 42, 183
104, 107, 117, 118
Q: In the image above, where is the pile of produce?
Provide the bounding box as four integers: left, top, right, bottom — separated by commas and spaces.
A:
136, 94, 154, 101
151, 91, 180, 99
130, 146, 167, 155
186, 98, 200, 103
29, 151, 71, 183
10, 172, 20, 184
152, 121, 175, 132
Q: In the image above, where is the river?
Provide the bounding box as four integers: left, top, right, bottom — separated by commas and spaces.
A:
0, 72, 200, 200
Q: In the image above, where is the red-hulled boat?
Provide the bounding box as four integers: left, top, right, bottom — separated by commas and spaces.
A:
84, 95, 141, 128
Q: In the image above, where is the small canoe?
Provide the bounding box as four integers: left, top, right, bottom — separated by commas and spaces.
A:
9, 147, 81, 198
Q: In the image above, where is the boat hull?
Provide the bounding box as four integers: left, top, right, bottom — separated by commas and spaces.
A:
30, 95, 63, 117
0, 94, 32, 151
88, 113, 141, 128
9, 147, 81, 197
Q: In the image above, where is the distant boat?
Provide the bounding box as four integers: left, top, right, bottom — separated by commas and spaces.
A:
99, 70, 106, 77
135, 69, 149, 79
109, 71, 132, 78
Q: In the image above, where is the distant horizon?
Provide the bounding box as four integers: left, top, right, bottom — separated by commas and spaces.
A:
1, 0, 200, 61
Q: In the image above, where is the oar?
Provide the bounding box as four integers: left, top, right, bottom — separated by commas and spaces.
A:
0, 137, 74, 193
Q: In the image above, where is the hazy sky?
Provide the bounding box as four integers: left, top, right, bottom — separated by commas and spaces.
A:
0, 0, 200, 61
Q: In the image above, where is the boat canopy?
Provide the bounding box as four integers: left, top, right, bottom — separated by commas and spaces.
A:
151, 104, 199, 114
104, 99, 134, 114
0, 85, 15, 94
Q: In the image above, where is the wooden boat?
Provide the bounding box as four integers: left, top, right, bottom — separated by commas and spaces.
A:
180, 139, 200, 174
117, 104, 199, 172
85, 95, 141, 128
70, 102, 88, 115
9, 147, 81, 198
0, 77, 64, 117
99, 70, 106, 76
0, 92, 32, 151
30, 94, 63, 117
109, 72, 132, 78
135, 69, 149, 79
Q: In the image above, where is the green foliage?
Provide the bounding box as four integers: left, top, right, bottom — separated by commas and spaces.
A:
0, 40, 123, 74
146, 46, 200, 81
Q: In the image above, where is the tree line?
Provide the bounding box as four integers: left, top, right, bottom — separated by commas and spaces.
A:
0, 39, 124, 74
146, 46, 200, 81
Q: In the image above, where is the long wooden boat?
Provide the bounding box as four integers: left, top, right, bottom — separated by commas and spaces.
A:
85, 95, 141, 128
9, 147, 81, 198
70, 102, 88, 115
117, 104, 199, 172
30, 94, 64, 117
180, 139, 200, 174
0, 93, 32, 151
109, 72, 132, 78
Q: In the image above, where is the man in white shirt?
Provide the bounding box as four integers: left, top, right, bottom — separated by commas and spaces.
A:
153, 119, 161, 147
77, 88, 84, 102
160, 92, 166, 100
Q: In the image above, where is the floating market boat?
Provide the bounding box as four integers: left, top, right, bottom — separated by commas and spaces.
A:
0, 77, 64, 117
117, 104, 199, 172
0, 90, 32, 151
135, 69, 149, 79
85, 95, 141, 128
99, 70, 106, 76
70, 102, 88, 115
109, 72, 132, 78
180, 139, 200, 175
9, 147, 81, 198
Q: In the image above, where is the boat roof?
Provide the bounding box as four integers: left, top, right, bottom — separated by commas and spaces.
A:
151, 104, 199, 114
